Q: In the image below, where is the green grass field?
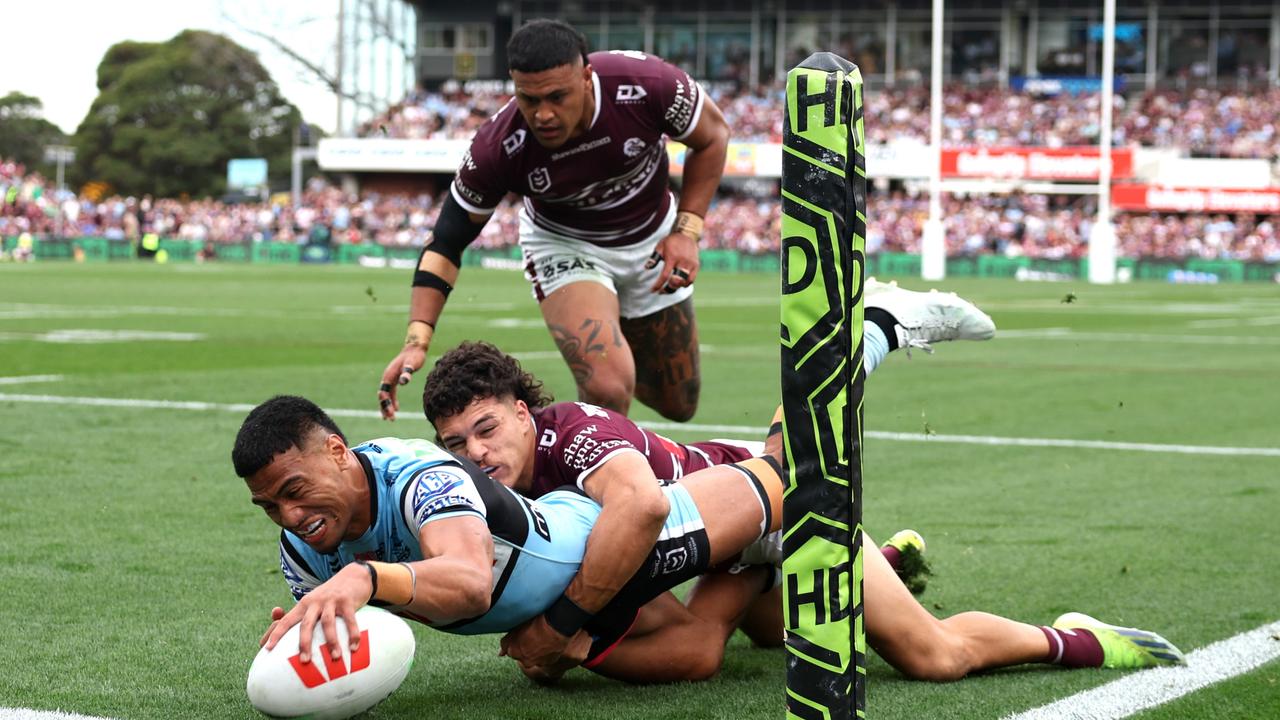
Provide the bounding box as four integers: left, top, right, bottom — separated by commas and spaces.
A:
1, 262, 1277, 720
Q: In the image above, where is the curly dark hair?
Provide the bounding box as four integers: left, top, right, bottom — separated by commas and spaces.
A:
232, 395, 346, 478
422, 341, 555, 423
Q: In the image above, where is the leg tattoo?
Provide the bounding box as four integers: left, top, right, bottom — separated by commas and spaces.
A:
548, 318, 625, 393
621, 299, 701, 421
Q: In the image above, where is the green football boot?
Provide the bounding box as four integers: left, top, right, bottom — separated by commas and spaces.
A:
1053, 612, 1188, 668
882, 529, 931, 596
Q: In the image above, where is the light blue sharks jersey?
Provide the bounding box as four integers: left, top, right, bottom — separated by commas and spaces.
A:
276, 436, 601, 635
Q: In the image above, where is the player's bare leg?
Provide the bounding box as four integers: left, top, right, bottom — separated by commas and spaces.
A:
678, 457, 783, 560
619, 298, 700, 422
589, 569, 769, 683
863, 531, 1051, 681
538, 281, 636, 415
739, 583, 784, 647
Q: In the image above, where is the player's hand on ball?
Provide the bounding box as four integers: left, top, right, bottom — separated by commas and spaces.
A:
258, 606, 287, 648
262, 564, 373, 662
499, 615, 591, 678
647, 232, 700, 293
378, 344, 427, 421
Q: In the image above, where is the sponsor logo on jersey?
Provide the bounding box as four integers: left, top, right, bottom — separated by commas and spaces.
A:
549, 135, 611, 161
542, 146, 662, 212
623, 138, 647, 158
454, 179, 485, 207
502, 129, 527, 156
539, 428, 558, 448
461, 149, 478, 171
563, 424, 631, 469
411, 469, 466, 520
414, 494, 477, 522
538, 256, 598, 281
528, 166, 551, 194
289, 630, 371, 688
664, 76, 698, 132
616, 84, 648, 102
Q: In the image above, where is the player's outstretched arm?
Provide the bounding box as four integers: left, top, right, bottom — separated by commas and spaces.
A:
649, 95, 729, 294
379, 196, 489, 419
261, 515, 495, 661
500, 451, 670, 676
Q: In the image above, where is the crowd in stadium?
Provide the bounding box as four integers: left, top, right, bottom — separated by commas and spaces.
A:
5, 157, 1279, 263
363, 82, 1280, 159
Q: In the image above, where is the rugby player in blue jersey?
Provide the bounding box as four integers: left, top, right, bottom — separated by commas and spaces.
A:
234, 395, 785, 673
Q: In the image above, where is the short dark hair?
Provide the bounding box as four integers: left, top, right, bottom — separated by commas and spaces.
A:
232, 395, 346, 478
507, 19, 589, 73
422, 341, 554, 423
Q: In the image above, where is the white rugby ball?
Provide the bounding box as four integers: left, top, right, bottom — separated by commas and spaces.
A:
247, 606, 415, 719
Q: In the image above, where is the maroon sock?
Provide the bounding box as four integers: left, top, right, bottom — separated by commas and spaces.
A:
1039, 626, 1105, 668
880, 545, 902, 573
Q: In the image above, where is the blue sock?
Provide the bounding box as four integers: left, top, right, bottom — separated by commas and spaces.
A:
864, 323, 890, 376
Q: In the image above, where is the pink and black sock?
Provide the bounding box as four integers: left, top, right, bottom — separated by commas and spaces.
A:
1039, 626, 1104, 668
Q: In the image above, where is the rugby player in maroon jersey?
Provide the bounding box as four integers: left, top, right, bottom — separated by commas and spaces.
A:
378, 19, 729, 425
420, 341, 1187, 684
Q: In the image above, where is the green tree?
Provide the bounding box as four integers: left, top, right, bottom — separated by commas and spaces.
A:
0, 92, 68, 174
73, 30, 302, 198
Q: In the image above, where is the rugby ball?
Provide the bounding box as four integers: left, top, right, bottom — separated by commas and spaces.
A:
247, 606, 415, 719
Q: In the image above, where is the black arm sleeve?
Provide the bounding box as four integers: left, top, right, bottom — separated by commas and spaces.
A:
422, 193, 485, 267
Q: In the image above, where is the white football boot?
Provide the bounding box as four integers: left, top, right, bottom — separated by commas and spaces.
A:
865, 277, 996, 353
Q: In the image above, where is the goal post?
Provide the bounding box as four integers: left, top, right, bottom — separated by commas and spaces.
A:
780, 52, 867, 719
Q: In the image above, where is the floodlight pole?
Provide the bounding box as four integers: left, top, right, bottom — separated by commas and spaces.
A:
1088, 0, 1118, 284
921, 0, 946, 280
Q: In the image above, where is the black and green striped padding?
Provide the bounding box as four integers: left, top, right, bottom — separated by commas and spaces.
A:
779, 52, 867, 720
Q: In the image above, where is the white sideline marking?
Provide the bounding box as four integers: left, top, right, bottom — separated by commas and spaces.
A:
861, 431, 1280, 458
489, 318, 545, 329
0, 375, 62, 385
1003, 620, 1280, 720
0, 710, 115, 720
997, 328, 1280, 347
0, 330, 205, 344
0, 303, 261, 320
1, 392, 1277, 459
1187, 315, 1280, 329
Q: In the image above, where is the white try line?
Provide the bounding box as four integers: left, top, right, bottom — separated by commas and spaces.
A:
0, 710, 115, 720
0, 375, 62, 385
1004, 620, 1280, 720
997, 328, 1280, 347
1, 393, 1277, 459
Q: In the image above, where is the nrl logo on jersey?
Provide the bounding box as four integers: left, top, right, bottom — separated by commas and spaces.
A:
623, 138, 647, 158
616, 84, 648, 103
502, 129, 527, 156
528, 166, 551, 194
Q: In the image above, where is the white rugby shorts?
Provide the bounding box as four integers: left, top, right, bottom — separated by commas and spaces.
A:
518, 200, 692, 319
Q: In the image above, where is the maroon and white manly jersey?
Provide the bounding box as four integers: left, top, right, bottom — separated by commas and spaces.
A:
527, 402, 754, 499
452, 50, 704, 247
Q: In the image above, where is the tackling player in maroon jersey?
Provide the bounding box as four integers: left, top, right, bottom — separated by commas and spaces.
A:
420, 341, 1188, 685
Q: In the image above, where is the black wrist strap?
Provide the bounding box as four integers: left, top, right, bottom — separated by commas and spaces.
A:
358, 561, 385, 606
544, 594, 594, 637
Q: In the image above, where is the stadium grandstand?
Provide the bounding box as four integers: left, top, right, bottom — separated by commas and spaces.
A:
6, 0, 1280, 278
